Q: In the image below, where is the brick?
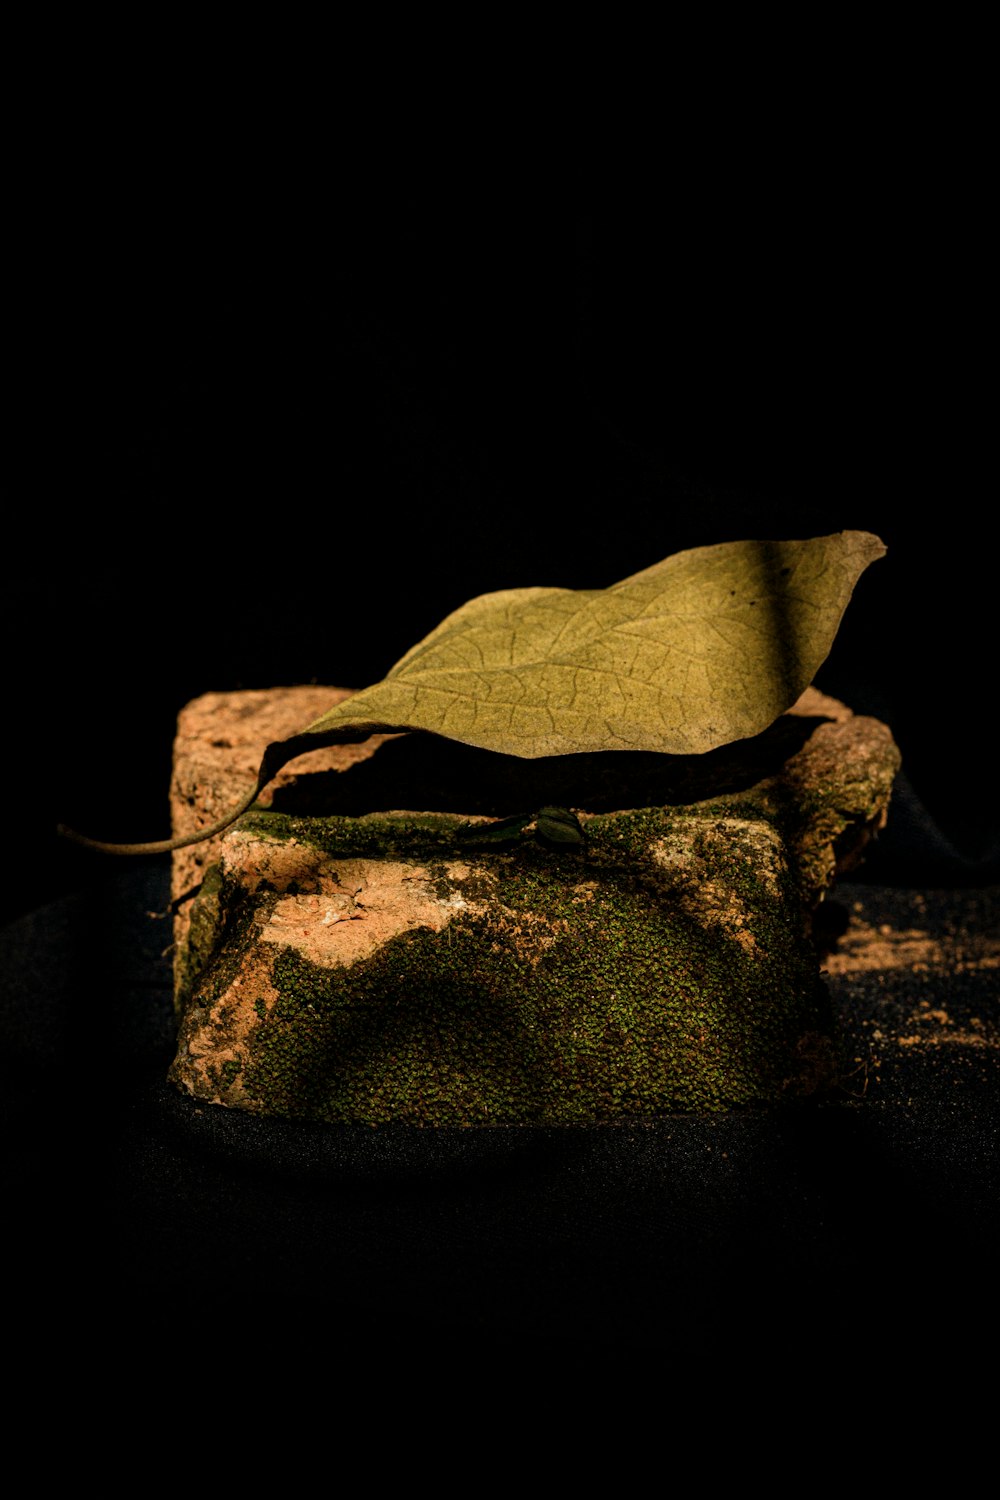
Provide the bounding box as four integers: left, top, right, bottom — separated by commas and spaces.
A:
167, 685, 900, 1123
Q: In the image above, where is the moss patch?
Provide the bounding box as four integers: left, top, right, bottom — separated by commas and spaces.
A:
169, 806, 837, 1124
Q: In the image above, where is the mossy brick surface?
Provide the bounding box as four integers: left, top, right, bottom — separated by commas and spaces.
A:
167, 685, 900, 1124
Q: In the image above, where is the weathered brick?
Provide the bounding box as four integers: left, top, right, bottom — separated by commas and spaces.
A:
168, 685, 900, 1124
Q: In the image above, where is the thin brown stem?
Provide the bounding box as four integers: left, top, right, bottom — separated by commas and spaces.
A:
55, 721, 411, 857
57, 775, 269, 856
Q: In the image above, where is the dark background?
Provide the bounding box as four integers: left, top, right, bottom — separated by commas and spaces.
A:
8, 140, 996, 927
4, 127, 997, 1369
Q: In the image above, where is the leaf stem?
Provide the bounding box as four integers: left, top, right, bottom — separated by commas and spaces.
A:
57, 772, 272, 856
55, 722, 409, 857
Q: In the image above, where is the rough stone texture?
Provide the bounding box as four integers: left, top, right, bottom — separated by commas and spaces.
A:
167, 684, 901, 1124
169, 687, 397, 1008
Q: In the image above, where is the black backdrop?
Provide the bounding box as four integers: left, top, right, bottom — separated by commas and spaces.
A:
9, 144, 995, 926
5, 131, 998, 1371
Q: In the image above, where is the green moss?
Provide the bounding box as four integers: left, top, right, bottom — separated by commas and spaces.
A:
238, 808, 472, 859
174, 862, 225, 1014
198, 805, 837, 1126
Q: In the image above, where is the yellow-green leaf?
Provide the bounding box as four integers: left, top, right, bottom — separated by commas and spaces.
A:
303, 531, 885, 757
58, 531, 885, 856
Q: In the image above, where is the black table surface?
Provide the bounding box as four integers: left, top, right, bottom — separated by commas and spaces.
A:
3, 845, 997, 1361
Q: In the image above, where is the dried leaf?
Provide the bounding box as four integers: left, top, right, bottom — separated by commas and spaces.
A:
59, 531, 885, 855
303, 531, 886, 755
